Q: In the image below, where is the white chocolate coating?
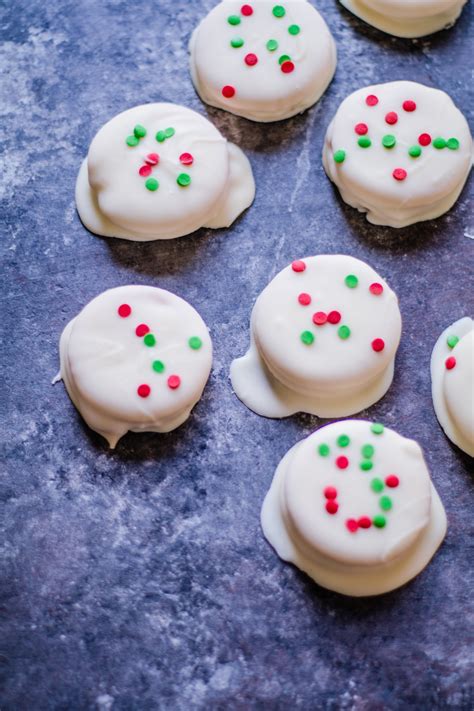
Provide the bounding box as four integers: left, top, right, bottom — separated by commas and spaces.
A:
323, 81, 473, 228
57, 286, 213, 448
190, 0, 336, 122
230, 255, 402, 418
76, 103, 255, 241
431, 317, 474, 457
261, 420, 447, 596
339, 0, 467, 38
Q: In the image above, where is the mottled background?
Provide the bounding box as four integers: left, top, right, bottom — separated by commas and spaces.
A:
1, 0, 473, 708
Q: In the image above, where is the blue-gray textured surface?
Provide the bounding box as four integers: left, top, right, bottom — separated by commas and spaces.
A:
1, 0, 473, 708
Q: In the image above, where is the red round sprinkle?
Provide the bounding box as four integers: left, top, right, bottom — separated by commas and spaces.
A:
385, 111, 398, 125
179, 152, 194, 166
336, 456, 349, 469
291, 260, 306, 273
298, 293, 311, 306
139, 165, 152, 177
372, 338, 385, 352
366, 94, 378, 106
403, 100, 416, 112
355, 123, 368, 135
241, 3, 253, 15
313, 311, 327, 326
369, 283, 384, 296
167, 375, 181, 389
418, 133, 431, 146
137, 384, 151, 398
281, 61, 295, 74
324, 486, 338, 500
393, 168, 407, 181
135, 323, 150, 337
145, 153, 159, 165
118, 304, 131, 318
222, 85, 236, 98
327, 310, 342, 325
358, 516, 372, 529
386, 475, 399, 488
445, 356, 456, 370
326, 500, 339, 515
346, 519, 358, 533
245, 53, 258, 66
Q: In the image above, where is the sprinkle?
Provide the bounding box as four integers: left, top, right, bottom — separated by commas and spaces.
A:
152, 360, 165, 373
188, 336, 203, 350
266, 39, 278, 51
326, 500, 339, 514
393, 168, 407, 181
145, 153, 159, 165
168, 375, 181, 390
362, 444, 374, 459
139, 165, 152, 177
241, 4, 253, 15
327, 310, 341, 324
402, 100, 416, 112
156, 130, 166, 143
338, 325, 351, 340
418, 133, 431, 146
126, 135, 139, 147
137, 384, 151, 398
278, 54, 291, 65
337, 435, 350, 448
324, 486, 338, 499
228, 14, 241, 25
371, 478, 384, 493
373, 515, 386, 528
334, 150, 346, 163
134, 124, 147, 138
245, 52, 258, 66
144, 333, 156, 347
281, 61, 295, 74
447, 335, 459, 349
346, 519, 358, 533
288, 24, 300, 35
372, 338, 385, 352
371, 423, 384, 434
409, 145, 422, 158
380, 496, 392, 511
231, 37, 244, 48
164, 127, 175, 139
145, 178, 159, 191
177, 173, 191, 187
369, 283, 383, 295
179, 152, 194, 166
300, 330, 314, 345
319, 443, 330, 457
385, 475, 399, 488
298, 293, 312, 306
118, 304, 131, 318
355, 123, 368, 135
382, 134, 396, 149
445, 356, 456, 370
273, 5, 286, 17
292, 260, 306, 272
336, 456, 349, 469
345, 274, 358, 288
385, 112, 398, 125
136, 324, 150, 337
222, 85, 236, 98
360, 461, 373, 471
358, 516, 372, 529
447, 138, 460, 150
358, 136, 371, 148
366, 94, 378, 106
312, 311, 327, 326
433, 137, 447, 149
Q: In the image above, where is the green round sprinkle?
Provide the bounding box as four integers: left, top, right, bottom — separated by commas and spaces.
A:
409, 145, 422, 158
447, 137, 460, 150
371, 423, 384, 435
360, 461, 373, 471
371, 478, 384, 493
266, 39, 279, 51
345, 274, 359, 288
318, 443, 330, 457
156, 130, 166, 143
188, 336, 202, 350
362, 444, 374, 459
273, 5, 286, 18
382, 134, 396, 149
447, 335, 459, 349
134, 124, 146, 139
126, 135, 139, 147
358, 136, 371, 148
278, 54, 291, 65
144, 333, 156, 347
380, 496, 392, 511
300, 330, 314, 345
145, 178, 159, 191
152, 360, 165, 374
338, 325, 351, 340
373, 515, 386, 528
288, 24, 300, 35
334, 150, 346, 164
231, 37, 244, 48
337, 435, 350, 448
433, 137, 447, 149
164, 127, 175, 139
177, 173, 191, 187
228, 14, 241, 25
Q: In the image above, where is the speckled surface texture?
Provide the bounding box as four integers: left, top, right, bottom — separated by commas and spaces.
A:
1, 1, 473, 708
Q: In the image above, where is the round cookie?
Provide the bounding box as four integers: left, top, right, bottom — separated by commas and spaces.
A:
339, 0, 467, 38
431, 317, 474, 457
56, 286, 212, 448
76, 103, 255, 241
190, 0, 336, 122
323, 81, 473, 228
261, 420, 447, 596
230, 255, 402, 418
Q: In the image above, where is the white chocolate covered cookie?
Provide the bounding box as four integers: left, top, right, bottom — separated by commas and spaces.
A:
76, 103, 255, 241
323, 81, 473, 228
339, 0, 467, 38
261, 420, 447, 596
431, 317, 474, 457
230, 255, 402, 418
57, 286, 212, 448
190, 0, 336, 122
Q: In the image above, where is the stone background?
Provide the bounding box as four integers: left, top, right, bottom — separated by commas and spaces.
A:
1, 0, 473, 708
